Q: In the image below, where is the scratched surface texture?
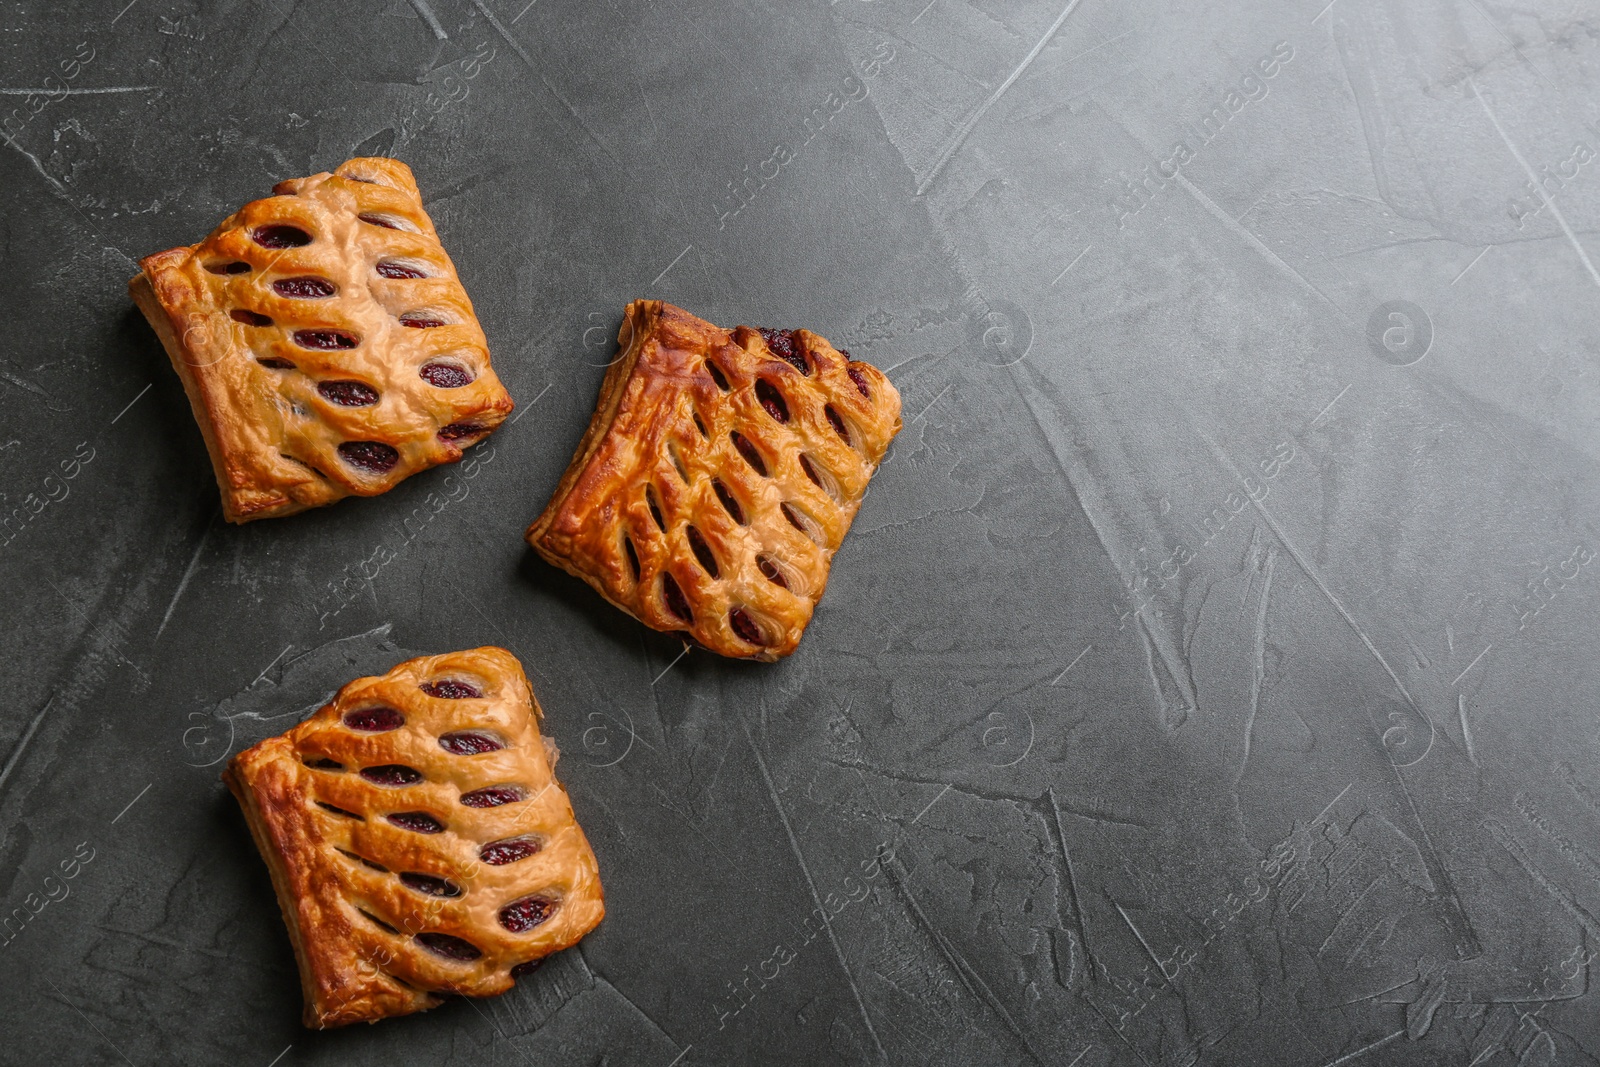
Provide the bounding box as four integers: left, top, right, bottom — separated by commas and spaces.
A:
2, 0, 1599, 1064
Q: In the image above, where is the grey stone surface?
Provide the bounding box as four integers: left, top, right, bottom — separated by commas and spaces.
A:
3, 0, 1600, 1063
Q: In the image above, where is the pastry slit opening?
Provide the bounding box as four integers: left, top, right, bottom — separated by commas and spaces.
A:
712, 480, 745, 525
438, 731, 505, 755
623, 533, 641, 582
825, 405, 853, 447
459, 785, 526, 807
420, 362, 474, 388
279, 454, 330, 482
339, 441, 399, 474
399, 312, 449, 329
782, 502, 825, 545
358, 212, 419, 233
646, 484, 667, 532
757, 555, 789, 589
251, 224, 310, 248
686, 525, 719, 578
400, 872, 463, 897
756, 379, 789, 423
338, 849, 389, 873
419, 680, 482, 699
730, 607, 765, 647
314, 801, 364, 820
377, 261, 429, 279
273, 277, 336, 298
343, 707, 404, 731
731, 432, 767, 477
294, 329, 359, 351
386, 811, 444, 833
439, 423, 487, 443
661, 573, 693, 622
318, 380, 379, 407
499, 896, 557, 933
360, 910, 400, 935
798, 453, 842, 503
360, 764, 423, 786
416, 932, 482, 960
381, 971, 420, 990
480, 836, 543, 865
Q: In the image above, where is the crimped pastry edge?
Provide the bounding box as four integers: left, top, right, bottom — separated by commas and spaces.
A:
526, 300, 655, 550
524, 301, 677, 641
130, 263, 307, 522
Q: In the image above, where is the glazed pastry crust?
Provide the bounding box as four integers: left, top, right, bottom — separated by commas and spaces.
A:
527, 301, 902, 661
223, 647, 604, 1029
130, 157, 512, 523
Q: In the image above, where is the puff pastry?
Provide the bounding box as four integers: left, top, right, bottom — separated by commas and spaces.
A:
129, 157, 513, 523
223, 647, 604, 1028
527, 301, 902, 661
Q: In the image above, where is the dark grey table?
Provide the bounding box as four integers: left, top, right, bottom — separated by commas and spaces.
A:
5, 0, 1600, 1063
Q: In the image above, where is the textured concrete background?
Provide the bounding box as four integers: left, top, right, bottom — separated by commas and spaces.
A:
3, 0, 1600, 1063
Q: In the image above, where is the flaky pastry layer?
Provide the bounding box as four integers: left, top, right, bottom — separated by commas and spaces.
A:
527, 301, 901, 660
130, 157, 512, 522
224, 647, 604, 1028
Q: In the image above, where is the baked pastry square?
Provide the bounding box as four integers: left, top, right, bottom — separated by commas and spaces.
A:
224, 647, 604, 1028
129, 156, 513, 523
527, 300, 902, 661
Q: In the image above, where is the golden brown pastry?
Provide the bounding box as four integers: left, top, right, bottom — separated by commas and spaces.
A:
527, 301, 902, 661
223, 647, 604, 1028
129, 157, 512, 523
